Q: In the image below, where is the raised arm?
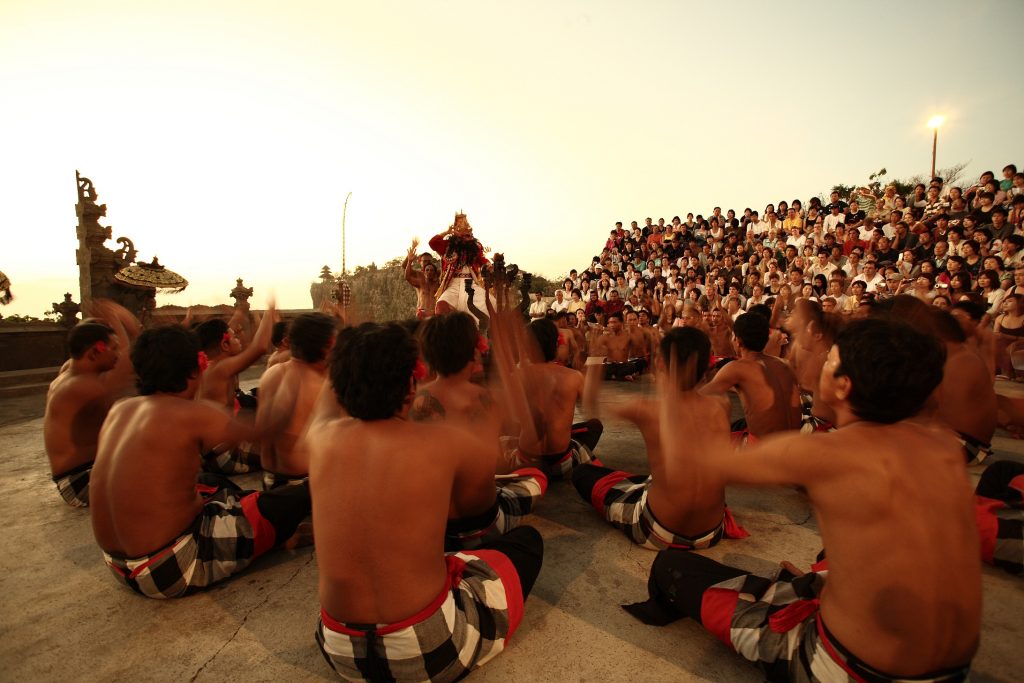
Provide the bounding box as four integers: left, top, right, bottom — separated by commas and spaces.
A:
216, 300, 279, 378
698, 359, 742, 397
90, 299, 139, 394
427, 231, 449, 255
404, 239, 424, 286
193, 399, 260, 454
487, 295, 541, 450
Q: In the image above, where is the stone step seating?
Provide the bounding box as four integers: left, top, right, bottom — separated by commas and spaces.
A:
0, 367, 60, 398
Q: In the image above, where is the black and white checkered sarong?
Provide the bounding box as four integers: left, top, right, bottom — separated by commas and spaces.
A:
976, 460, 1024, 575
702, 568, 969, 681
317, 549, 526, 682
201, 441, 261, 475
445, 468, 547, 550
53, 461, 93, 508
573, 464, 748, 550
102, 487, 274, 598
262, 470, 309, 491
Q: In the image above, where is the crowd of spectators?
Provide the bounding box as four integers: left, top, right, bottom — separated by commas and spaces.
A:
539, 164, 1024, 377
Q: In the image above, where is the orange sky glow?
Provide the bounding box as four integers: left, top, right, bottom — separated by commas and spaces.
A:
2, 0, 1021, 317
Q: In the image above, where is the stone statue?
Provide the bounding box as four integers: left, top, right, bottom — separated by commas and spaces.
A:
74, 171, 158, 319
0, 270, 12, 305
230, 278, 254, 311
52, 293, 81, 327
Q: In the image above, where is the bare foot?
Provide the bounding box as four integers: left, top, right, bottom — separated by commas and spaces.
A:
780, 560, 806, 577
285, 522, 314, 550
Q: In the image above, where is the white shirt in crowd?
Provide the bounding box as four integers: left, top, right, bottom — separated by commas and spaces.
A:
823, 214, 846, 234
855, 272, 885, 293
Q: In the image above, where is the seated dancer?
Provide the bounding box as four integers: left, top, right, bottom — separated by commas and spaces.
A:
194, 304, 278, 473
307, 322, 543, 680
626, 318, 980, 682
784, 299, 841, 432
256, 313, 336, 490
706, 306, 736, 360
265, 320, 291, 368
430, 212, 490, 317
624, 308, 656, 369
502, 318, 603, 480
44, 301, 137, 507
410, 312, 546, 550
555, 311, 585, 370
573, 328, 748, 551
915, 300, 997, 464
91, 325, 311, 598
699, 312, 802, 442
403, 238, 440, 319
590, 311, 647, 380
974, 459, 1024, 575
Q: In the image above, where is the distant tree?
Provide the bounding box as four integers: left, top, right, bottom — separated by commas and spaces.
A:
346, 258, 417, 323
528, 273, 557, 295
823, 161, 970, 203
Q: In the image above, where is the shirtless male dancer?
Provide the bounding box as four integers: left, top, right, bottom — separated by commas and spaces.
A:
624, 309, 656, 368
554, 311, 584, 369
626, 317, 980, 682
699, 312, 802, 442
256, 313, 336, 490
403, 238, 439, 319
573, 327, 749, 551
90, 325, 311, 598
194, 303, 278, 473
887, 297, 997, 464
196, 305, 277, 408
785, 298, 842, 431
307, 322, 544, 681
44, 301, 138, 507
590, 311, 647, 380
500, 317, 603, 481
706, 306, 736, 359
409, 312, 547, 550
266, 320, 291, 368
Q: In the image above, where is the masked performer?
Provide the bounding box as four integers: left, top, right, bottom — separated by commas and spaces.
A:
430, 213, 490, 317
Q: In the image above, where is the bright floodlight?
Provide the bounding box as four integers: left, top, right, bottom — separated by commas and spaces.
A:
927, 115, 945, 129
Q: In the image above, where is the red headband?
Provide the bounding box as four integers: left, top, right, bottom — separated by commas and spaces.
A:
412, 358, 428, 382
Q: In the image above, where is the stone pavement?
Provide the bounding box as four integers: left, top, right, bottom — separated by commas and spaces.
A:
0, 379, 1020, 682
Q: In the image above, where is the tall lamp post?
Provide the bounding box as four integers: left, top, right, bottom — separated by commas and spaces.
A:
927, 115, 945, 180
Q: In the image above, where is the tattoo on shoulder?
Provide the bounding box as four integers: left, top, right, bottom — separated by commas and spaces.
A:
467, 389, 495, 422
409, 390, 445, 422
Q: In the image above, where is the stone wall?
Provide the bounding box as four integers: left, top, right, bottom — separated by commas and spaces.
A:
0, 323, 69, 372
0, 309, 317, 373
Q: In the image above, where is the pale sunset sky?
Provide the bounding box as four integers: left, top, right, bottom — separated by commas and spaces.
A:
2, 0, 1021, 317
